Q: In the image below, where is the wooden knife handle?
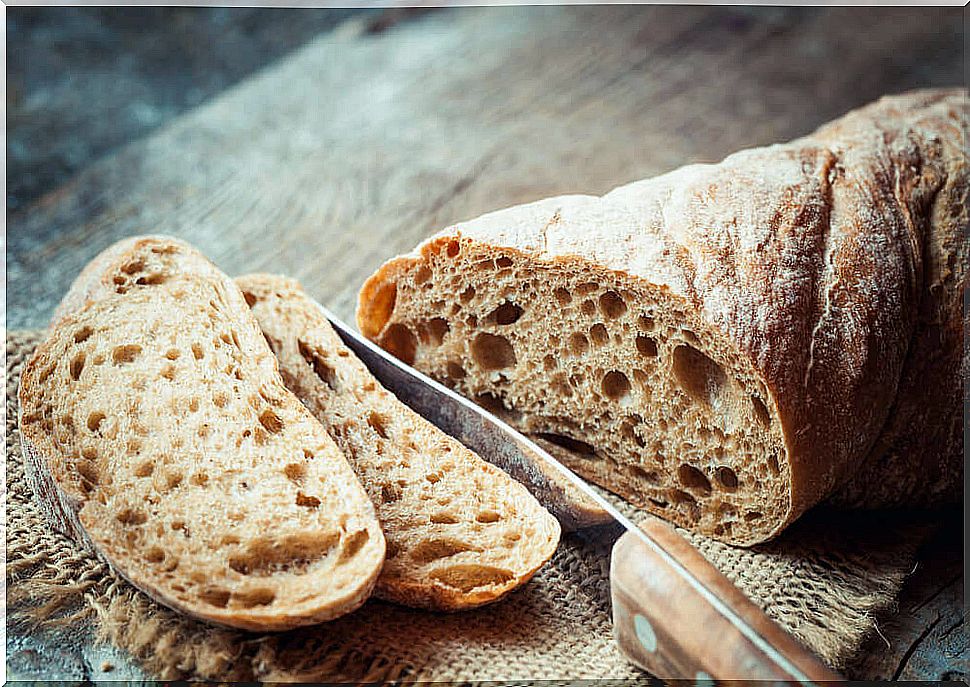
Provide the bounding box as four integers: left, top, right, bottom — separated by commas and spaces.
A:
610, 519, 844, 684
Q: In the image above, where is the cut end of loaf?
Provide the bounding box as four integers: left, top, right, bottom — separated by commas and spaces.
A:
360, 235, 792, 546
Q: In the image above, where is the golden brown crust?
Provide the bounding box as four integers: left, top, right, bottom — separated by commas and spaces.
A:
359, 89, 968, 543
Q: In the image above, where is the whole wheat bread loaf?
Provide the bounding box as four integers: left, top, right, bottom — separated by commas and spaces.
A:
236, 274, 561, 610
19, 236, 386, 630
358, 89, 968, 546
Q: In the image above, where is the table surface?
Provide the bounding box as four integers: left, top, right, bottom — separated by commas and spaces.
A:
6, 6, 966, 682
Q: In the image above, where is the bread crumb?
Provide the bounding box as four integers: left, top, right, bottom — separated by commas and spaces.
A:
101, 661, 114, 672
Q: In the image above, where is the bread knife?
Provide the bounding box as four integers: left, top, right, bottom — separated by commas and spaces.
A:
322, 305, 843, 684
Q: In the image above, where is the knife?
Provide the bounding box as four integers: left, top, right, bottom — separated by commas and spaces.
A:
322, 304, 843, 684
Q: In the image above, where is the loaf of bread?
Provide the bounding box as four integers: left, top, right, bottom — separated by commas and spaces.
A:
20, 237, 386, 630
236, 274, 561, 610
358, 89, 968, 546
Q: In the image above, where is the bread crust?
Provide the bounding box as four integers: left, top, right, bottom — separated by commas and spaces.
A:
20, 236, 386, 631
359, 89, 968, 543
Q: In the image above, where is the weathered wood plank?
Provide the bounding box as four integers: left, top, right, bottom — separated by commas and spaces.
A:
5, 6, 965, 680
847, 512, 967, 681
7, 6, 963, 328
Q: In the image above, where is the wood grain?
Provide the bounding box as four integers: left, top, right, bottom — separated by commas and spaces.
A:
7, 6, 963, 328
6, 6, 964, 680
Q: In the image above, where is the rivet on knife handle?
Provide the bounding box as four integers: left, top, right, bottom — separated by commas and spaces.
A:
611, 519, 844, 684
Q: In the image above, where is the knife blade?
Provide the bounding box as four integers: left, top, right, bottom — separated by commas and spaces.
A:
321, 303, 842, 684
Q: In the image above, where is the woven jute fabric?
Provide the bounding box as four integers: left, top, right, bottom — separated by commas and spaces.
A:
5, 330, 933, 681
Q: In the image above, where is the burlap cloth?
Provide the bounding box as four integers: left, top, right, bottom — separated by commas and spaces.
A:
5, 330, 935, 681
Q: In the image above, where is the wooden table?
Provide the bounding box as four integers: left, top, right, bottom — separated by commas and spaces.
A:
6, 6, 966, 681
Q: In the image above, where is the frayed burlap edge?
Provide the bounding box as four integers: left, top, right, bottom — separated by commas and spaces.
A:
6, 330, 937, 681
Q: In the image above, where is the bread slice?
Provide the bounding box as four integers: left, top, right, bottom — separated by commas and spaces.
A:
19, 236, 386, 631
357, 89, 968, 546
236, 274, 561, 610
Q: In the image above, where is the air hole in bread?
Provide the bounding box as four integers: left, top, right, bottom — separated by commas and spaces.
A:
495, 255, 513, 268
554, 287, 572, 305
471, 333, 516, 370
112, 344, 142, 364
580, 299, 596, 317
744, 511, 763, 522
473, 392, 507, 416
77, 460, 100, 488
444, 240, 461, 258
339, 530, 370, 563
476, 510, 501, 523
283, 463, 307, 484
145, 547, 165, 564
446, 361, 466, 381
537, 432, 595, 456
367, 412, 390, 439
430, 564, 514, 592
295, 492, 321, 508
589, 323, 609, 347
121, 259, 145, 275
671, 489, 698, 509
767, 453, 780, 475
672, 344, 726, 407
165, 471, 184, 491
165, 349, 181, 361
116, 508, 147, 526
630, 465, 658, 483
87, 412, 106, 433
715, 466, 739, 491
752, 395, 771, 427
70, 352, 86, 381
228, 532, 339, 576
649, 497, 669, 509
189, 471, 208, 487
601, 371, 631, 401
235, 588, 276, 608
599, 291, 627, 319
134, 461, 154, 478
678, 464, 712, 495
242, 290, 258, 307
459, 286, 476, 303
135, 273, 167, 286
74, 326, 94, 344
259, 409, 284, 434
638, 316, 656, 332
191, 343, 204, 360
411, 538, 478, 565
160, 365, 176, 381
382, 324, 417, 366
413, 265, 433, 285
430, 512, 460, 524
213, 392, 227, 408
488, 302, 524, 326
381, 483, 402, 503
200, 587, 231, 608
421, 317, 450, 346
636, 335, 659, 358
568, 333, 589, 356
576, 282, 598, 295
